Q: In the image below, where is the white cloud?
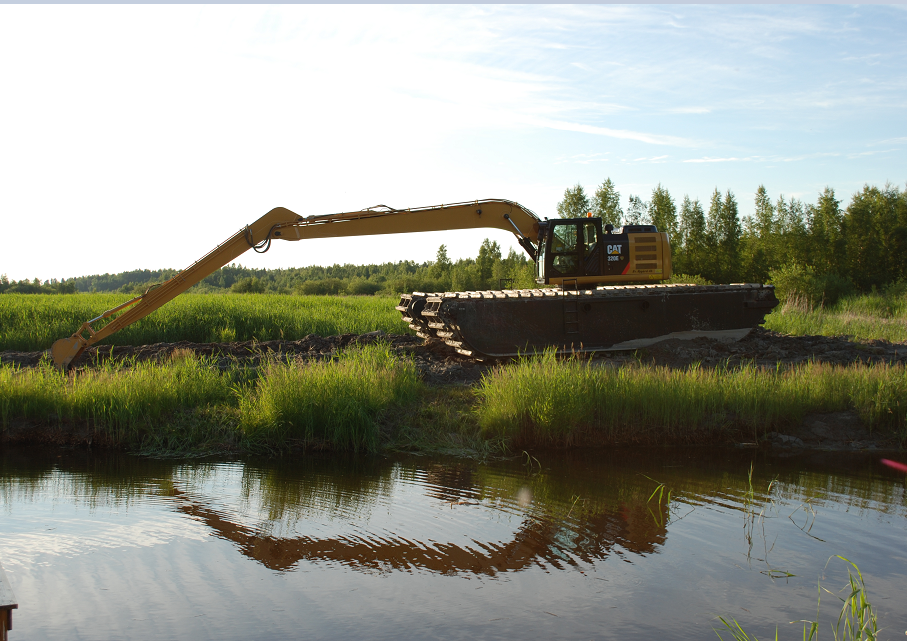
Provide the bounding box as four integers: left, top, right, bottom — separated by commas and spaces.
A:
527, 117, 697, 147
668, 107, 712, 114
872, 137, 907, 145
554, 152, 613, 165
684, 157, 747, 163
847, 149, 896, 158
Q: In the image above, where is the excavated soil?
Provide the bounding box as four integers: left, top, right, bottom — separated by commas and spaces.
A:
2, 328, 905, 451
2, 328, 905, 381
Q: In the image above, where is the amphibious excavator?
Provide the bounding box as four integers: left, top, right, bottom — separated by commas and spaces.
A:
50, 199, 778, 370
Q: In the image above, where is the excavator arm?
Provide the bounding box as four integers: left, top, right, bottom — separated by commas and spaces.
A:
51, 199, 541, 370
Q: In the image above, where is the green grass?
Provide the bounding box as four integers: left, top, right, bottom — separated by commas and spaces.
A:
0, 292, 411, 352
4, 289, 904, 355
0, 350, 233, 446
716, 556, 879, 641
764, 290, 907, 343
475, 351, 907, 446
0, 344, 422, 453
3, 346, 905, 453
383, 386, 500, 457
3, 289, 907, 453
238, 343, 422, 452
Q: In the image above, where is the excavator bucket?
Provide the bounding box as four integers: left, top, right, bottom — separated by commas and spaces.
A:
51, 337, 86, 372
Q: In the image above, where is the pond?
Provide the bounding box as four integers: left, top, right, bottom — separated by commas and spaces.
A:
1, 446, 905, 640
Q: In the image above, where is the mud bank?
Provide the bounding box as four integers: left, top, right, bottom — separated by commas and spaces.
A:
2, 328, 906, 383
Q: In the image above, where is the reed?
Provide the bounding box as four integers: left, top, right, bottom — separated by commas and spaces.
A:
0, 344, 423, 453
238, 343, 422, 452
716, 556, 879, 641
3, 341, 905, 453
0, 292, 409, 351
474, 351, 907, 445
0, 354, 232, 442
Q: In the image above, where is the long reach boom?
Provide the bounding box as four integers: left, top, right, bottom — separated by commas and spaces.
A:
51, 200, 542, 370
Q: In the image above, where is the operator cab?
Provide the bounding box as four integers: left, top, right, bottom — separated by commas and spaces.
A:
535, 218, 668, 287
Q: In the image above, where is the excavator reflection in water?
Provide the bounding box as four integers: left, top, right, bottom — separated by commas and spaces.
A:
163, 461, 669, 575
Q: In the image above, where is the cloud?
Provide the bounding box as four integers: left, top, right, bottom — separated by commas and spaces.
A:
554, 152, 612, 165
847, 149, 896, 158
871, 137, 907, 146
840, 53, 881, 64
683, 157, 747, 163
684, 151, 849, 164
667, 107, 711, 114
528, 117, 698, 147
555, 158, 610, 165
616, 155, 671, 164
562, 101, 637, 115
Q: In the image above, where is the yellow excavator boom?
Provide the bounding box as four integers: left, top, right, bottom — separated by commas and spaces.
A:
51, 199, 541, 370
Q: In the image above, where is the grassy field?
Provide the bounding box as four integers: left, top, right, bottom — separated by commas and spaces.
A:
0, 293, 411, 351
764, 289, 907, 343
1, 288, 905, 353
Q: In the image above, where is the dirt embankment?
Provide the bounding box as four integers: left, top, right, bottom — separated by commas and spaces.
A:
2, 329, 904, 451
3, 327, 904, 381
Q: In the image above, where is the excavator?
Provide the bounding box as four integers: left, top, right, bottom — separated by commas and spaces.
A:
50, 199, 778, 370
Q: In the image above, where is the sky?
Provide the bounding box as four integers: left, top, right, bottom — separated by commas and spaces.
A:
2, 4, 906, 282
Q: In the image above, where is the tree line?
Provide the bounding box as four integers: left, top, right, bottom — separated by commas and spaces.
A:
0, 241, 536, 296
557, 179, 907, 303
0, 276, 77, 295
5, 179, 905, 303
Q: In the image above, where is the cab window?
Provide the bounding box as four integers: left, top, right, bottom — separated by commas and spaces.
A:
551, 224, 578, 274
583, 223, 598, 257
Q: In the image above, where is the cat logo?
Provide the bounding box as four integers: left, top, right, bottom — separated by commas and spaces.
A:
606, 244, 622, 255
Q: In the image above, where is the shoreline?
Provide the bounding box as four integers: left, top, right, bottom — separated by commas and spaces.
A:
2, 331, 904, 457
2, 412, 901, 455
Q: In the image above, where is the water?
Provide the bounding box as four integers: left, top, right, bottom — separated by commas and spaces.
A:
1, 446, 905, 640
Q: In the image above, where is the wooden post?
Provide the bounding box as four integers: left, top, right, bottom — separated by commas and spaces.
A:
0, 562, 17, 641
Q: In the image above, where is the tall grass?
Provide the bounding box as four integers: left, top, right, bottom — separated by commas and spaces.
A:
0, 293, 410, 351
238, 344, 422, 452
764, 290, 907, 343
4, 343, 905, 453
0, 344, 422, 453
716, 556, 879, 641
0, 354, 232, 442
475, 351, 907, 445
